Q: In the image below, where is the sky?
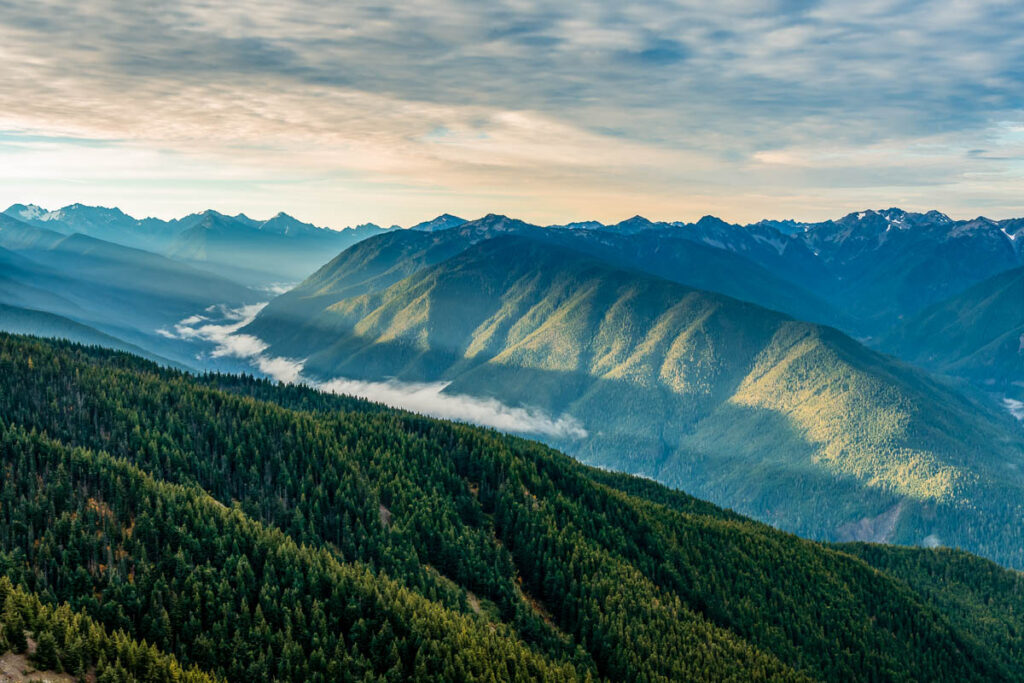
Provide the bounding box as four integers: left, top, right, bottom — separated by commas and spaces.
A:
0, 0, 1022, 228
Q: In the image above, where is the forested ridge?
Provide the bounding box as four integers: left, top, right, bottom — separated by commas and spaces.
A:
1, 333, 1024, 681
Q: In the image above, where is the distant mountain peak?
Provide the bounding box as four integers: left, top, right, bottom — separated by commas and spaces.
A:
923, 209, 953, 223
610, 215, 660, 234
409, 214, 467, 232
198, 210, 228, 222
549, 220, 605, 231
468, 214, 527, 228
4, 203, 49, 221
837, 208, 953, 231
257, 212, 323, 236
695, 215, 732, 228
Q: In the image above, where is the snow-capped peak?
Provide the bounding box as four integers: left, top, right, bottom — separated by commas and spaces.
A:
5, 203, 49, 221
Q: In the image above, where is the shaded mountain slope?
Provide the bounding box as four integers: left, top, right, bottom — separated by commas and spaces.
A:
673, 209, 1023, 337
0, 213, 64, 250
3, 334, 1024, 680
573, 208, 1022, 338
883, 265, 1024, 390
252, 236, 1024, 566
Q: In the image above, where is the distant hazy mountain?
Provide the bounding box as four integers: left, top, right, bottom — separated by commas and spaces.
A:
0, 212, 65, 250
3, 203, 399, 286
4, 202, 180, 250
0, 244, 82, 314
165, 210, 393, 284
884, 265, 1024, 391
0, 215, 260, 367
248, 234, 1024, 567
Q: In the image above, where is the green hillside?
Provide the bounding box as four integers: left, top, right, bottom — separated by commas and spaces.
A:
3, 334, 1024, 680
252, 236, 1024, 566
883, 265, 1024, 390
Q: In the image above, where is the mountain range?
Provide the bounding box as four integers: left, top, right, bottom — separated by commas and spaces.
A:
567, 208, 1024, 338
0, 204, 405, 368
3, 203, 399, 285
4, 201, 1024, 564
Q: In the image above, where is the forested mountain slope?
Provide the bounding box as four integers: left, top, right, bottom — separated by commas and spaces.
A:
2, 334, 1024, 680
883, 265, 1024, 390
0, 578, 216, 682
246, 235, 1024, 566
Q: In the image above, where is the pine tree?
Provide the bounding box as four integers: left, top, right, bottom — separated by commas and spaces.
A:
31, 630, 60, 671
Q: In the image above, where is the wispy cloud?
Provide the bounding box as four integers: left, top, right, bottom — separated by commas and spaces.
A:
0, 0, 1022, 223
162, 303, 587, 439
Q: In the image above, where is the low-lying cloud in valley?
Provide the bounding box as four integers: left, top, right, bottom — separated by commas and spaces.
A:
1005, 398, 1024, 421
160, 304, 587, 439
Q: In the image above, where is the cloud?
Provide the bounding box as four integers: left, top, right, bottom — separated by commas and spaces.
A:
0, 0, 1022, 224
319, 377, 588, 439
1005, 398, 1024, 421
162, 303, 587, 439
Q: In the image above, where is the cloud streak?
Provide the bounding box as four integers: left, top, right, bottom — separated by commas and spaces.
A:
162, 303, 587, 439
